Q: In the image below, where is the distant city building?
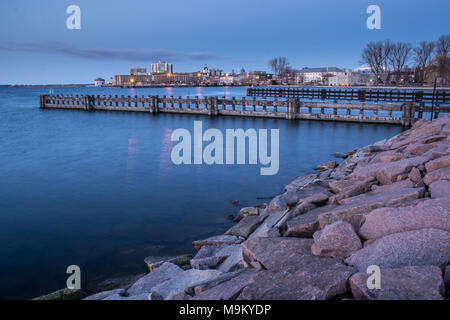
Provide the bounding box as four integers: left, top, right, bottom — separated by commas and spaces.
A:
94, 78, 105, 87
151, 61, 173, 74
297, 67, 345, 84
130, 67, 147, 75
328, 70, 376, 86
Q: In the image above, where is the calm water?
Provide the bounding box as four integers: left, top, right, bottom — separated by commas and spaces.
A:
0, 86, 403, 299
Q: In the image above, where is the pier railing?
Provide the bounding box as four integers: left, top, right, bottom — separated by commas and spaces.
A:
39, 94, 450, 126
247, 87, 449, 105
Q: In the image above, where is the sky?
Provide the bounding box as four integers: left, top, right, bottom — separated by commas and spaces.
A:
0, 0, 449, 84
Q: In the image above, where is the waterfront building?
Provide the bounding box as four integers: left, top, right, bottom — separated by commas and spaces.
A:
151, 61, 173, 74
130, 67, 147, 75
94, 78, 105, 87
328, 70, 377, 86
296, 67, 345, 84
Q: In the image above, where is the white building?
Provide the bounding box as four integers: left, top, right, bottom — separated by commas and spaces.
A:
130, 67, 147, 75
296, 67, 345, 84
94, 78, 105, 87
328, 70, 376, 86
151, 61, 173, 74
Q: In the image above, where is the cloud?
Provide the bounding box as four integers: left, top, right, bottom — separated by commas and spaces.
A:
0, 41, 222, 62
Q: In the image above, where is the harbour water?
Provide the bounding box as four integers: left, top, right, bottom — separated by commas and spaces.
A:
0, 86, 403, 299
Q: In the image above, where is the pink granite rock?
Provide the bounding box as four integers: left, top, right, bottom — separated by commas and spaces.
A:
425, 155, 450, 173
242, 237, 313, 270
349, 266, 445, 300
359, 198, 450, 240
375, 156, 429, 185
311, 221, 362, 258
345, 228, 450, 271
408, 167, 422, 183
429, 180, 450, 198
238, 254, 356, 300
423, 166, 450, 185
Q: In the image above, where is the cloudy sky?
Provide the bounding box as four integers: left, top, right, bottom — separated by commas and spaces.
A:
0, 0, 449, 84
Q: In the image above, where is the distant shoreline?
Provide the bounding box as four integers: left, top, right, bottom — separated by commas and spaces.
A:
5, 84, 450, 90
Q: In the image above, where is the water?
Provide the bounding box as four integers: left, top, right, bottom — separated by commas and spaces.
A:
0, 86, 403, 299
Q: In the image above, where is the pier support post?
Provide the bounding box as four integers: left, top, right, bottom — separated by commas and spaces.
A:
401, 103, 414, 127
149, 96, 159, 113
83, 95, 93, 111
285, 98, 297, 120
208, 96, 219, 117
39, 95, 46, 109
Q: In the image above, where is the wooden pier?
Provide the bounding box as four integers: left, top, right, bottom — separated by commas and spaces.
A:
247, 87, 449, 105
39, 93, 450, 127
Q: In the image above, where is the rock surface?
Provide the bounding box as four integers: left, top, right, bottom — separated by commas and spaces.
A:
192, 235, 244, 251
238, 254, 355, 300
350, 266, 445, 300
345, 228, 450, 271
312, 221, 362, 258
359, 198, 450, 240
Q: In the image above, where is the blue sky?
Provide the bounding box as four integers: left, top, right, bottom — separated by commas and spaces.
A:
0, 0, 449, 84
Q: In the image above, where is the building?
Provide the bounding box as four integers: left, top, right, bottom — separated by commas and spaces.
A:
328, 70, 376, 86
296, 67, 345, 84
150, 61, 173, 74
130, 67, 147, 75
94, 78, 105, 87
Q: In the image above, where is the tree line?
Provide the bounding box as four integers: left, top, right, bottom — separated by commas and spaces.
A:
267, 34, 449, 86
361, 34, 449, 85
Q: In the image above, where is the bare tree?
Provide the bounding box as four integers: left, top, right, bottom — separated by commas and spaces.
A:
361, 40, 393, 85
389, 42, 412, 84
436, 34, 450, 57
269, 57, 290, 76
413, 41, 435, 84
434, 34, 450, 83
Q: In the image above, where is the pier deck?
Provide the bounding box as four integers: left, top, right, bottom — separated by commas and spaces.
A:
39, 92, 450, 127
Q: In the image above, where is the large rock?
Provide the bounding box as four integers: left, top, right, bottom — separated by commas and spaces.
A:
192, 235, 244, 251
283, 205, 338, 238
192, 269, 260, 300
150, 269, 223, 299
351, 156, 428, 184
404, 143, 437, 156
425, 155, 450, 173
350, 266, 445, 300
126, 262, 184, 296
83, 289, 125, 300
242, 237, 313, 269
279, 183, 330, 207
375, 156, 429, 185
423, 166, 450, 186
190, 244, 240, 270
225, 215, 266, 238
359, 198, 450, 240
144, 255, 192, 272
238, 254, 355, 300
311, 221, 362, 258
345, 228, 450, 271
233, 207, 260, 222
216, 245, 247, 272
328, 177, 376, 203
318, 180, 425, 229
284, 173, 319, 192
429, 180, 450, 198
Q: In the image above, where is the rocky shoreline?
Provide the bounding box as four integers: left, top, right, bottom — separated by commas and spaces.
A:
84, 115, 450, 300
